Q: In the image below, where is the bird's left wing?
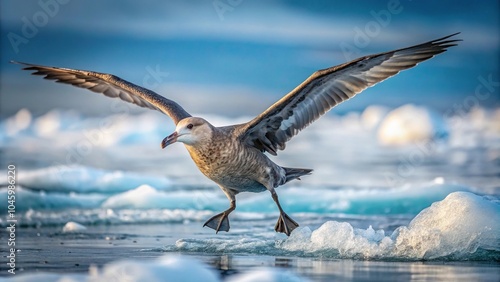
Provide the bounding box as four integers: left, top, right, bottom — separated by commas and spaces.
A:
238, 33, 461, 155
11, 61, 191, 124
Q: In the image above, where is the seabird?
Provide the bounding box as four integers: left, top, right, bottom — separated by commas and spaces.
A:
12, 33, 460, 236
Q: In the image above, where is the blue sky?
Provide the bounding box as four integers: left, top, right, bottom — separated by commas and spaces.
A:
1, 0, 498, 118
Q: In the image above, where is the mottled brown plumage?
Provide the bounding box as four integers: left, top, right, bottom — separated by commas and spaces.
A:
13, 33, 460, 235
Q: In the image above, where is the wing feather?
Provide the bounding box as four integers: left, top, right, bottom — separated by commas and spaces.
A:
238, 33, 461, 155
12, 61, 191, 124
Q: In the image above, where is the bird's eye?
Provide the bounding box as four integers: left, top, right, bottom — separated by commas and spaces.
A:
187, 124, 194, 130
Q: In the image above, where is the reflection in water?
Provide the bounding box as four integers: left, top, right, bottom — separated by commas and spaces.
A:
199, 254, 500, 281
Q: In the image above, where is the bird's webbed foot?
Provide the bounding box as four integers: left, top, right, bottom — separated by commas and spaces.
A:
203, 211, 231, 233
203, 201, 235, 233
274, 212, 299, 236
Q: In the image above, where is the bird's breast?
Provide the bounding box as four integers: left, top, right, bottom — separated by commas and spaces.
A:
185, 140, 276, 192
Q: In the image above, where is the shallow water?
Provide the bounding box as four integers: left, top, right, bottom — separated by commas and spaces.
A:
1, 106, 499, 281
1, 224, 499, 281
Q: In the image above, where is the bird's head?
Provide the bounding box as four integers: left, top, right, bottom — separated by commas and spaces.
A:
161, 117, 212, 148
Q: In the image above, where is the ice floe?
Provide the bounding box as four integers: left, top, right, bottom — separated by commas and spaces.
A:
14, 165, 173, 193
62, 221, 87, 233
172, 192, 500, 261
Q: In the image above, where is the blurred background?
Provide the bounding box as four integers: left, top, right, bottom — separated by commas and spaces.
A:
1, 0, 499, 117
0, 2, 499, 271
0, 1, 499, 191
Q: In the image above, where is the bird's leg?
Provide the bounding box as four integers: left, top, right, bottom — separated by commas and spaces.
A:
203, 200, 235, 233
271, 191, 299, 236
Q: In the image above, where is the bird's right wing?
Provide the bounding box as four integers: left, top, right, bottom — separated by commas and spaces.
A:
237, 33, 461, 155
12, 61, 191, 124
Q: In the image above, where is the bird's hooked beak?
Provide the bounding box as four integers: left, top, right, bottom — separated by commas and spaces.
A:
161, 131, 178, 149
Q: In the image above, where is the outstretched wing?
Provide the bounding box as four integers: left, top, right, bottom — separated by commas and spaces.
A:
238, 33, 461, 155
12, 61, 191, 124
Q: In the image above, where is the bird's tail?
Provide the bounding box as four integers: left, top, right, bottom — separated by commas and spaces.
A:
283, 167, 313, 183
